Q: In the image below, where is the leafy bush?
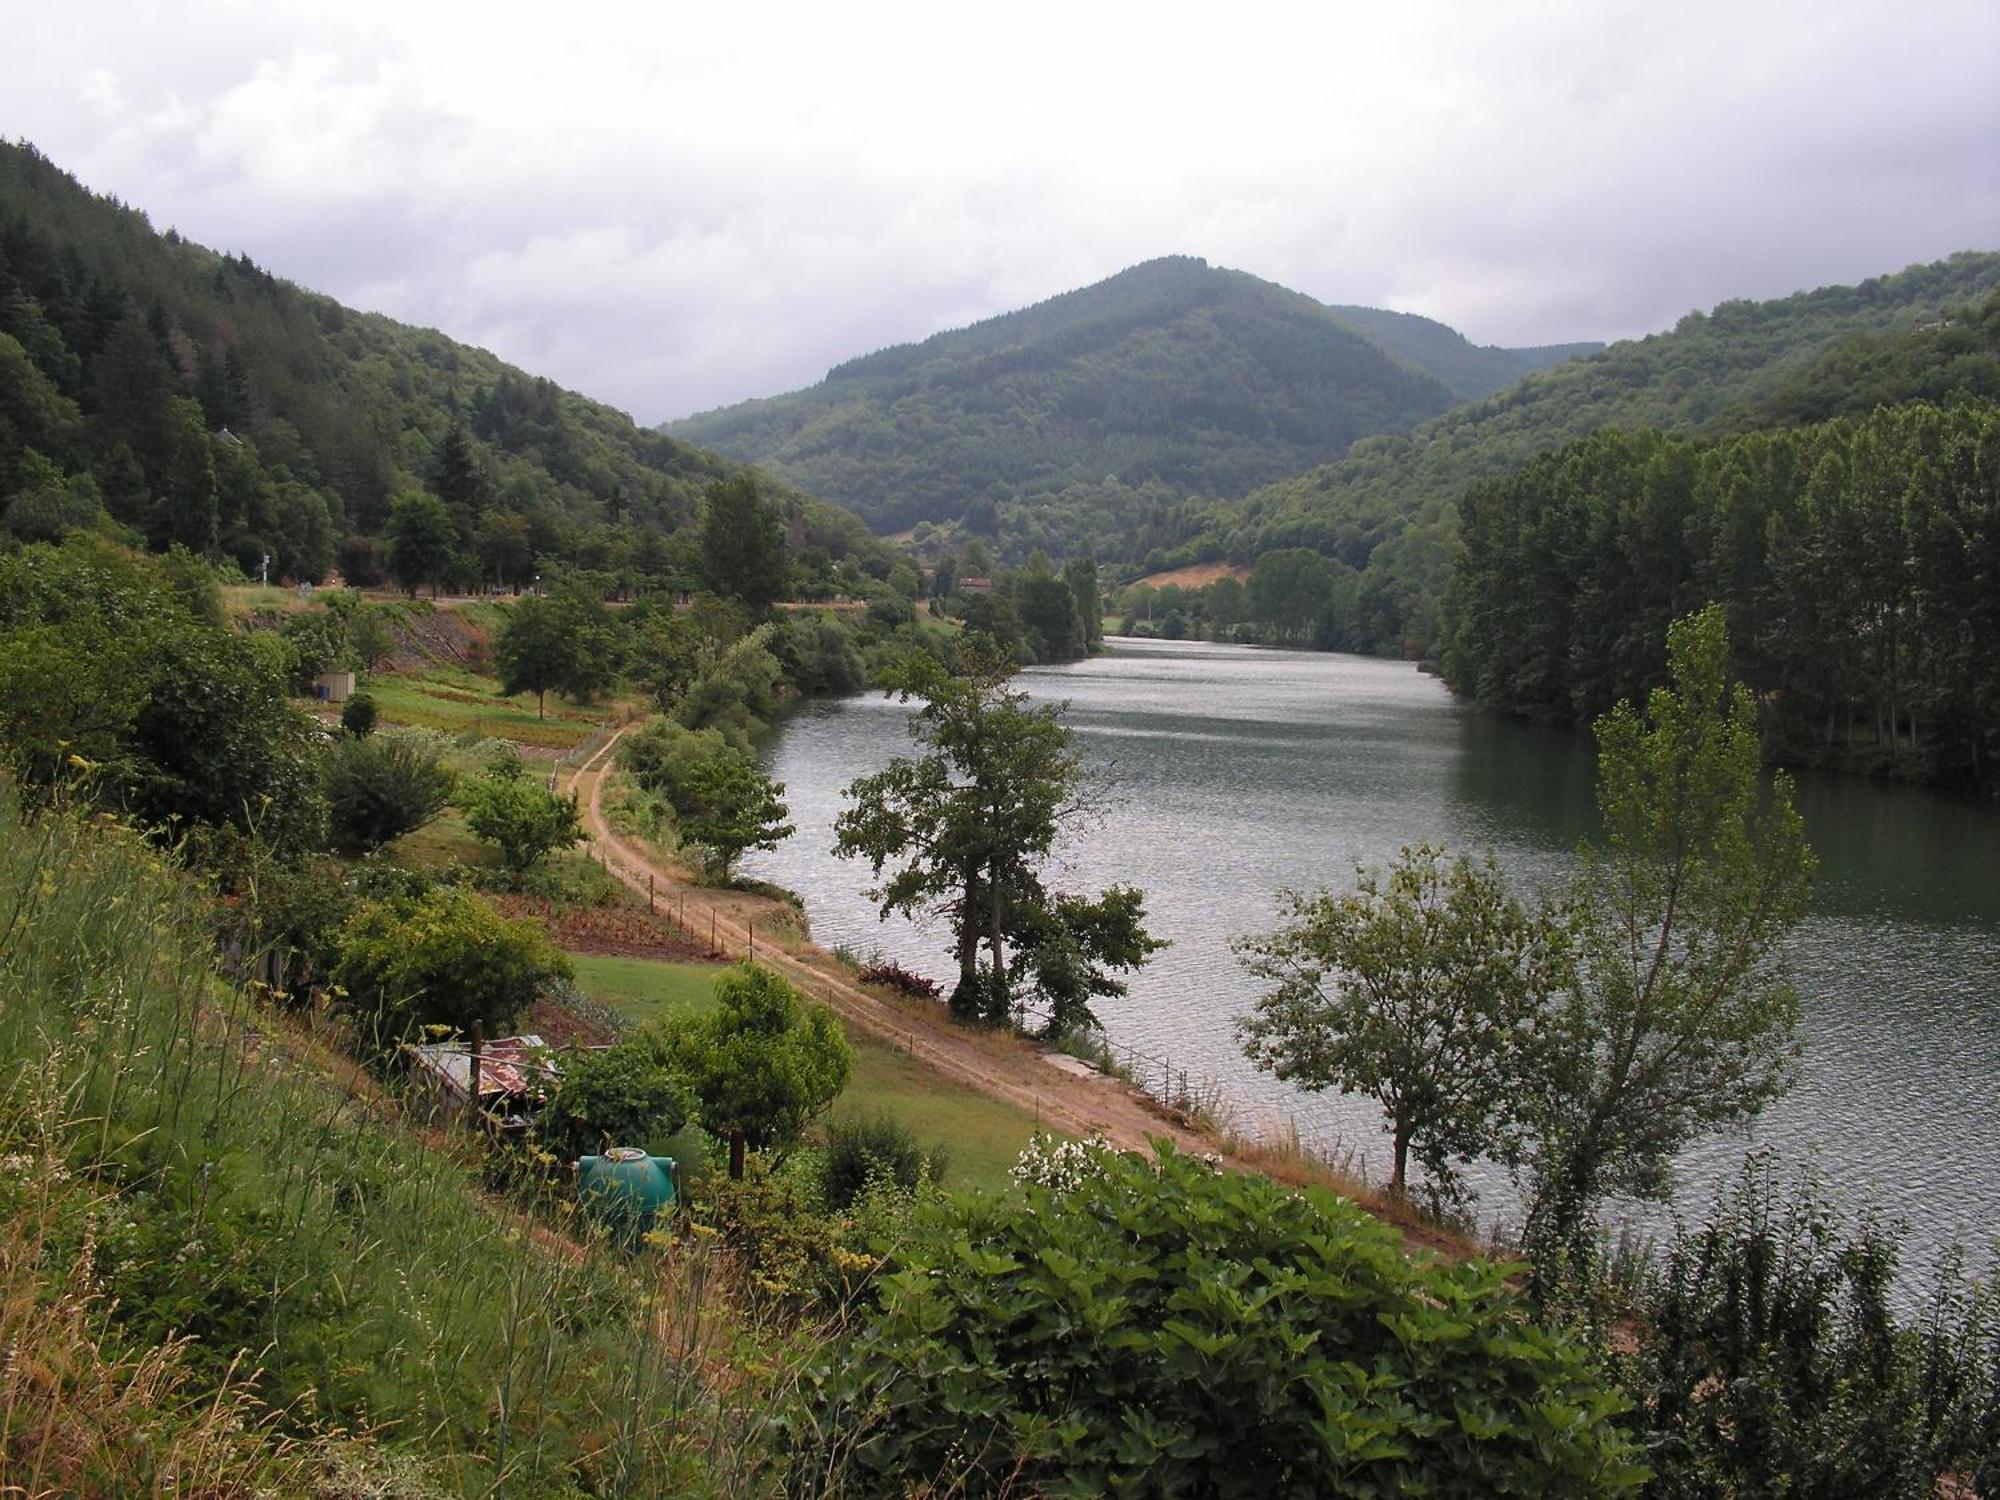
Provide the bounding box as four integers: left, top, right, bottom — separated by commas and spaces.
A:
1623, 1154, 1998, 1498
649, 963, 851, 1178
334, 884, 570, 1043
537, 1040, 698, 1162
819, 1114, 948, 1210
455, 752, 583, 879
339, 691, 378, 737
802, 1141, 1645, 1497
323, 732, 454, 854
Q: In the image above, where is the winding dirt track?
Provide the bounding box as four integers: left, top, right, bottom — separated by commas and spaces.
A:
563, 726, 1213, 1158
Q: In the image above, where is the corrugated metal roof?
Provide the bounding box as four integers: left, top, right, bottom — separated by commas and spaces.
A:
408, 1035, 558, 1101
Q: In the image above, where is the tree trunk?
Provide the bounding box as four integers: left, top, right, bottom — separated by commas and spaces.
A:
537, 688, 546, 721
728, 1130, 746, 1181
1391, 1120, 1411, 1195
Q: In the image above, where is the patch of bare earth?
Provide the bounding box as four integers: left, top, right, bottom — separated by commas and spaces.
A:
1129, 561, 1251, 590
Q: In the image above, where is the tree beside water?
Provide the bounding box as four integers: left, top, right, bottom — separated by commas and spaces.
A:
1242, 608, 1814, 1286
835, 652, 1162, 1033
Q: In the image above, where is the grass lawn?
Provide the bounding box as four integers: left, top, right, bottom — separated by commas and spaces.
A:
568, 953, 1043, 1191
569, 954, 723, 1025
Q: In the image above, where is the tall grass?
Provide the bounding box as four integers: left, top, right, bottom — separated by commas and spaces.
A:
0, 796, 801, 1496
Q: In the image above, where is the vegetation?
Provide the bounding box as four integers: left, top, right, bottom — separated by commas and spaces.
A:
835, 653, 1162, 1029
619, 715, 793, 880
455, 752, 586, 878
322, 729, 455, 854
651, 962, 851, 1179
817, 1113, 949, 1211
1193, 255, 2000, 656
670, 255, 1460, 544
1444, 398, 2000, 792
536, 1038, 698, 1161
493, 581, 621, 717
333, 883, 572, 1043
1516, 607, 1814, 1284
0, 797, 783, 1493
802, 1140, 1645, 1496
1625, 1157, 1999, 1497
0, 138, 897, 596
0, 535, 325, 848
1237, 844, 1555, 1197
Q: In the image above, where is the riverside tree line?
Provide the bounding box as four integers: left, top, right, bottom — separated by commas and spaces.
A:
1443, 400, 2000, 793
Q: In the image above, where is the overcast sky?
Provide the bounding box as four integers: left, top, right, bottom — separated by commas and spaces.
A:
8, 1, 1998, 424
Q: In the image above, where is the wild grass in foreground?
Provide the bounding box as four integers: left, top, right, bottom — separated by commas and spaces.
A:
0, 796, 807, 1496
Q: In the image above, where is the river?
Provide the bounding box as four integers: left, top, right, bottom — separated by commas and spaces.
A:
743, 637, 2000, 1271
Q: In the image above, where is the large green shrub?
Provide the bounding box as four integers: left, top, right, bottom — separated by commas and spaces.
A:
803, 1141, 1645, 1497
1625, 1155, 1998, 1498
537, 1039, 698, 1162
333, 884, 570, 1043
323, 732, 454, 854
818, 1113, 948, 1210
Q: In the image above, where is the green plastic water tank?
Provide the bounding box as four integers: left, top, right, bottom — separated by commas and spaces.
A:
577, 1147, 676, 1248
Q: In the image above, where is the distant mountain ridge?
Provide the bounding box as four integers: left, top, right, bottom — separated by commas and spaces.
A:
1322, 303, 1603, 400
1196, 250, 2000, 655
668, 256, 1525, 533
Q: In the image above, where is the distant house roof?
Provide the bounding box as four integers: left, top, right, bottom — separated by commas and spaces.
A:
408, 1035, 558, 1103
958, 576, 994, 593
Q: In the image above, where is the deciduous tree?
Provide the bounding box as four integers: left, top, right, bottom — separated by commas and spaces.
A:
1518, 606, 1814, 1281
652, 962, 850, 1178
1236, 844, 1555, 1196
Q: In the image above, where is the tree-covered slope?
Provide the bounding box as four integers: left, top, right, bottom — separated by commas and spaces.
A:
666, 256, 1462, 534
1196, 252, 2000, 653
1324, 303, 1602, 400
0, 140, 884, 585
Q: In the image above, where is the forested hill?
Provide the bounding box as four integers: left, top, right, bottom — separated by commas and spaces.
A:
0, 140, 884, 587
1193, 251, 2000, 655
665, 256, 1471, 537
1323, 303, 1602, 401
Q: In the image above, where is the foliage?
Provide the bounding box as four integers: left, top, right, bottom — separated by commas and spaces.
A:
854, 959, 941, 1001
1010, 882, 1167, 1038
322, 731, 454, 855
536, 1039, 699, 1162
836, 653, 1158, 1025
699, 472, 790, 610
650, 962, 851, 1178
493, 582, 622, 718
0, 795, 751, 1492
1517, 608, 1814, 1283
619, 713, 793, 876
0, 137, 900, 607
1200, 253, 2000, 657
333, 883, 571, 1042
455, 753, 584, 878
1624, 1155, 1999, 1498
672, 255, 1457, 538
384, 490, 456, 597
674, 750, 793, 880
674, 623, 786, 748
818, 1113, 949, 1211
1443, 400, 2000, 791
800, 1141, 1645, 1497
1237, 844, 1556, 1196
0, 536, 324, 848
338, 689, 378, 737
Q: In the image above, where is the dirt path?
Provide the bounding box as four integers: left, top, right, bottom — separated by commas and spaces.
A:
562, 727, 1216, 1159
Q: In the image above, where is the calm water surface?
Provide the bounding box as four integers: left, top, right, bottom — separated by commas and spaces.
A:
746, 639, 2000, 1268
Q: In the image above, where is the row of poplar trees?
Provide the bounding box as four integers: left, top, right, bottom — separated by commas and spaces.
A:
1442, 400, 2000, 792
